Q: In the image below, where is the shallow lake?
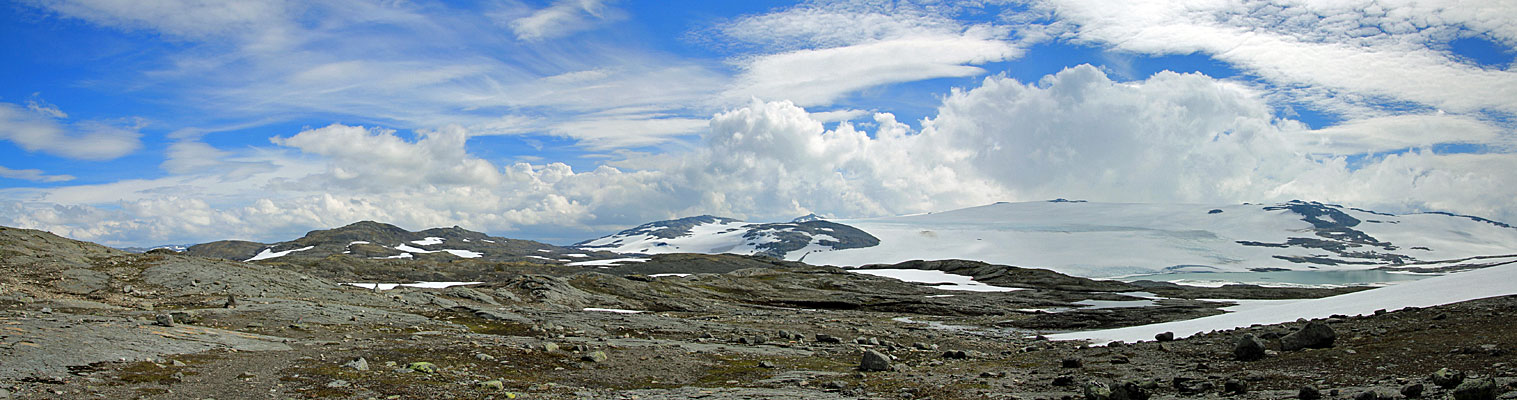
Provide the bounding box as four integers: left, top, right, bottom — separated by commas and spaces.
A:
1117, 269, 1436, 287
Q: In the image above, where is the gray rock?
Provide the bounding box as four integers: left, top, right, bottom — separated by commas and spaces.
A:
582, 351, 608, 363
858, 350, 891, 372
325, 379, 350, 388
1433, 368, 1467, 389
1354, 390, 1384, 400
758, 361, 776, 369
1154, 332, 1175, 342
815, 334, 843, 344
1299, 386, 1322, 400
1233, 334, 1266, 361
1453, 378, 1498, 400
1062, 357, 1083, 368
1224, 378, 1247, 394
542, 342, 559, 352
341, 357, 369, 371
155, 314, 176, 327
1281, 321, 1336, 351
1401, 382, 1425, 398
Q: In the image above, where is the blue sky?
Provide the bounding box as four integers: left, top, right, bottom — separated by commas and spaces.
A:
1, 0, 1514, 246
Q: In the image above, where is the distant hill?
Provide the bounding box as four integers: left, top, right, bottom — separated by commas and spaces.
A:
186, 221, 620, 264
580, 200, 1517, 277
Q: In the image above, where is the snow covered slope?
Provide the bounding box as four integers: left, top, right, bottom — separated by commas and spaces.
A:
1047, 259, 1517, 344
584, 201, 1517, 278
575, 215, 879, 259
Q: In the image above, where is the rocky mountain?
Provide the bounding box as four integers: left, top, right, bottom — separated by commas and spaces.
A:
116, 244, 190, 253
584, 201, 1517, 277
186, 221, 620, 264
575, 215, 879, 259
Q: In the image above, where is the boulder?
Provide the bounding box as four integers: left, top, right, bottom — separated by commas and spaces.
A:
1233, 334, 1266, 361
341, 357, 369, 371
1299, 386, 1322, 400
1432, 368, 1467, 389
1401, 383, 1424, 398
1154, 332, 1175, 342
1453, 378, 1498, 400
1281, 322, 1336, 351
859, 350, 891, 372
407, 362, 438, 373
581, 351, 608, 363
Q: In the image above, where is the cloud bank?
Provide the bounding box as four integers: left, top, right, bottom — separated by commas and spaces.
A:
5, 65, 1513, 246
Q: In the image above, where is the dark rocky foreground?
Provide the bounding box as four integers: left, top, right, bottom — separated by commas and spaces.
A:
1, 226, 1514, 399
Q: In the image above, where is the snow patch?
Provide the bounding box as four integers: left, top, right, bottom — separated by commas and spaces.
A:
411, 237, 444, 245
567, 258, 649, 266
343, 281, 482, 291
1047, 262, 1517, 344
245, 246, 315, 261
851, 269, 1025, 292
582, 308, 644, 314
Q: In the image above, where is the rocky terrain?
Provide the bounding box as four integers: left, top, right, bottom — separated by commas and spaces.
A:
2, 224, 1515, 399
187, 221, 623, 264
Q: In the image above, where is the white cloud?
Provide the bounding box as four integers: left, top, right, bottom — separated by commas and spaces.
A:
22, 0, 297, 39
1035, 0, 1517, 114
506, 0, 623, 41
0, 102, 143, 161
727, 35, 1021, 106
0, 166, 74, 183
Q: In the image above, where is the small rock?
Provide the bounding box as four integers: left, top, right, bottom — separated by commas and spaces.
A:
1453, 378, 1498, 400
154, 314, 175, 327
170, 360, 187, 367
224, 294, 236, 308
475, 353, 495, 361
1062, 358, 1083, 368
1224, 379, 1247, 394
758, 361, 776, 369
1234, 334, 1266, 361
582, 351, 607, 363
1281, 322, 1336, 351
913, 342, 936, 351
859, 350, 891, 372
407, 362, 438, 374
943, 350, 969, 359
1053, 376, 1076, 387
39, 307, 52, 314
1432, 368, 1467, 389
1354, 390, 1383, 400
1154, 332, 1175, 342
815, 334, 843, 344
325, 380, 350, 388
1299, 386, 1322, 400
1084, 381, 1113, 400
342, 357, 369, 371
477, 380, 505, 391
542, 342, 559, 352
1401, 383, 1425, 398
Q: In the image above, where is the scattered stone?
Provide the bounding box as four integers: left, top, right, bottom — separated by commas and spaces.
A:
815, 334, 843, 344
542, 342, 559, 352
1453, 378, 1498, 400
1053, 376, 1076, 387
1061, 357, 1083, 368
582, 351, 607, 363
943, 350, 969, 359
913, 342, 936, 351
342, 357, 369, 371
1433, 368, 1467, 389
1174, 377, 1214, 395
170, 360, 187, 367
325, 380, 350, 388
1354, 390, 1384, 400
859, 350, 891, 372
154, 314, 175, 327
1299, 386, 1322, 400
407, 362, 438, 374
474, 353, 494, 361
1402, 383, 1425, 398
1084, 380, 1149, 400
1224, 378, 1247, 394
1281, 322, 1337, 351
478, 380, 505, 391
1155, 332, 1175, 342
1234, 334, 1266, 361
758, 361, 776, 369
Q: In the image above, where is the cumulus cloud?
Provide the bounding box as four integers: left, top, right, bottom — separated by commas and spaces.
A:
4, 66, 1515, 247
0, 166, 74, 183
0, 102, 142, 161
506, 0, 623, 41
